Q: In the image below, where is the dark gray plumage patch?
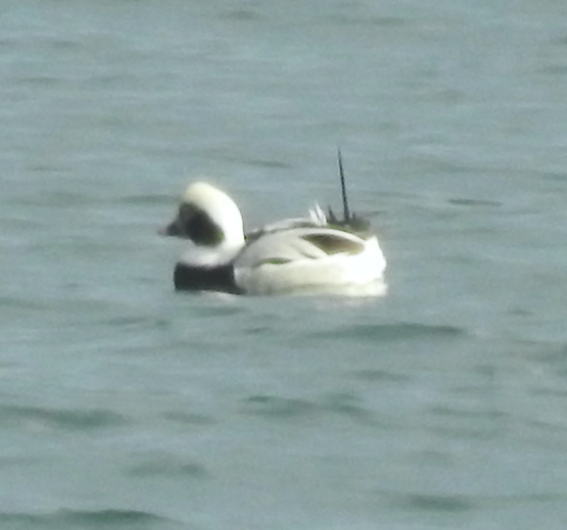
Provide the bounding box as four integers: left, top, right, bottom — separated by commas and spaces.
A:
301, 233, 364, 255
174, 262, 241, 294
256, 257, 293, 266
186, 210, 224, 246
326, 208, 371, 233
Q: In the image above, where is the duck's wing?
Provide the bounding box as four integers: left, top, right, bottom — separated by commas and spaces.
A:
238, 227, 365, 266
233, 227, 385, 294
245, 205, 328, 242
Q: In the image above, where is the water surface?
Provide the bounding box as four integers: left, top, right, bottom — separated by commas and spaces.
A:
2, 1, 567, 529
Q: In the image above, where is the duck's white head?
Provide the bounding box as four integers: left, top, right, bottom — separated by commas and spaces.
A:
160, 182, 245, 248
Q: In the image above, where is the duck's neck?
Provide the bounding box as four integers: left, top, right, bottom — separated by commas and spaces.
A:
219, 228, 245, 249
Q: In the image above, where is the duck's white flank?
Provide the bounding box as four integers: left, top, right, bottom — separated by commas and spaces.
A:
234, 229, 385, 295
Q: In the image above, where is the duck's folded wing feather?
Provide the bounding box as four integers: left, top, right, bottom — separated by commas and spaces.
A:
245, 205, 328, 242
299, 233, 366, 256
236, 228, 365, 269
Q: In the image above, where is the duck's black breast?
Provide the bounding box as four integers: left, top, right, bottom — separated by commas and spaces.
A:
173, 262, 242, 294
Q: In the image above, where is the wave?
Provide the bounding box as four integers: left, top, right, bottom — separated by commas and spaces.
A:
241, 391, 393, 427
307, 322, 466, 342
0, 405, 128, 432
0, 509, 176, 529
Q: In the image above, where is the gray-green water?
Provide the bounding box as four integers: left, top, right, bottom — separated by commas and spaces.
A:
2, 1, 567, 528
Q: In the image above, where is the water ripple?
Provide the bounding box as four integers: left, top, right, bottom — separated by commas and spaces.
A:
0, 509, 176, 529
0, 405, 128, 432
380, 490, 567, 513
319, 392, 376, 423
351, 369, 411, 383
448, 197, 502, 208
161, 411, 215, 427
392, 493, 474, 513
241, 392, 391, 427
126, 455, 208, 479
243, 395, 316, 419
308, 322, 466, 342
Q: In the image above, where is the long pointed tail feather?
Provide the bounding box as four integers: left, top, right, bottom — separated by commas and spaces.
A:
337, 147, 351, 223
328, 148, 370, 232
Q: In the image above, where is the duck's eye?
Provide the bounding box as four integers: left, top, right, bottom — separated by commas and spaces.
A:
180, 204, 224, 246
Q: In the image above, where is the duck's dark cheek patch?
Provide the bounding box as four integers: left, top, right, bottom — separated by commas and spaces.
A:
187, 210, 224, 246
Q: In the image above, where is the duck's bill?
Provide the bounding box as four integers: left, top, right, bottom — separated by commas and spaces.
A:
158, 220, 181, 237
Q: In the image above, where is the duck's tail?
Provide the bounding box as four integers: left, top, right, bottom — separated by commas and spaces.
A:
327, 148, 370, 232
337, 147, 351, 224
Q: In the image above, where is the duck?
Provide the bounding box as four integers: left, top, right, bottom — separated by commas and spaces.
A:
160, 165, 386, 295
